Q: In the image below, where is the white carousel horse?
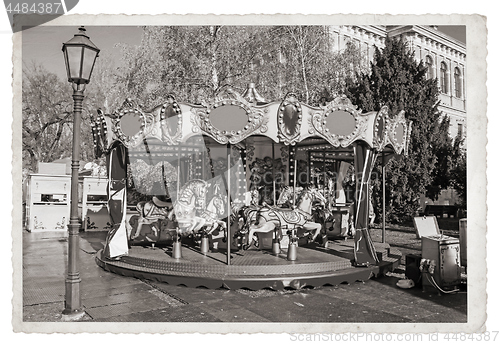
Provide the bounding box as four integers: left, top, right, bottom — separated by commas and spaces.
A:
168, 179, 226, 236
244, 186, 327, 249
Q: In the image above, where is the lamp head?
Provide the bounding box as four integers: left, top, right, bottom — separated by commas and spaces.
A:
62, 26, 100, 85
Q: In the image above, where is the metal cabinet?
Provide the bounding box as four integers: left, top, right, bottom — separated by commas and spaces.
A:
421, 235, 461, 291
81, 177, 110, 231
24, 174, 71, 232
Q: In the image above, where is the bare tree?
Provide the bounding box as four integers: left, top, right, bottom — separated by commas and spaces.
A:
22, 63, 73, 172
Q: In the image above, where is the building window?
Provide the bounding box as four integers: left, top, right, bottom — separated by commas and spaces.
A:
454, 67, 462, 98
425, 55, 434, 79
440, 62, 448, 94
457, 123, 463, 139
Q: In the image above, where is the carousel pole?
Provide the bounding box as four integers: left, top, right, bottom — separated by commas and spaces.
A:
272, 141, 276, 206
323, 151, 326, 193
271, 141, 280, 254
382, 152, 386, 244
293, 156, 298, 205
177, 145, 181, 198
226, 143, 231, 266
288, 148, 298, 261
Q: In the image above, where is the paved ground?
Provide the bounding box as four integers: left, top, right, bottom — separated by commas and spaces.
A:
21, 228, 467, 323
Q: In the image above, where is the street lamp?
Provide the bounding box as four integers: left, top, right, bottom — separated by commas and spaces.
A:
61, 26, 99, 320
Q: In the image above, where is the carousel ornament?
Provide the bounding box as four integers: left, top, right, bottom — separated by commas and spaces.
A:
159, 94, 183, 145
373, 105, 389, 150
310, 96, 368, 148
242, 82, 267, 104
111, 98, 155, 148
387, 110, 409, 155
190, 87, 269, 144
91, 109, 110, 157
277, 93, 302, 145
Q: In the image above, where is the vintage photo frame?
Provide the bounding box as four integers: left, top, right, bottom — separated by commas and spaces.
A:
11, 13, 487, 334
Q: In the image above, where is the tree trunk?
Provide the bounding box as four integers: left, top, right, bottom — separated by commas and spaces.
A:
209, 26, 219, 94
288, 27, 310, 103
299, 47, 310, 103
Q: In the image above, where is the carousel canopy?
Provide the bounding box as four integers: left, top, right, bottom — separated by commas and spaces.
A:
92, 85, 410, 157
93, 85, 411, 266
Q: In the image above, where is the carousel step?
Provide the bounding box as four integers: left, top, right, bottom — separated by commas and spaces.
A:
96, 250, 375, 290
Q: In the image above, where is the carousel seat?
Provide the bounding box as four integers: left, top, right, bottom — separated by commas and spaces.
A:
152, 196, 172, 208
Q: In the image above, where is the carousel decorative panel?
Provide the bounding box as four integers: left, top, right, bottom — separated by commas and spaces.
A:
277, 93, 302, 145
190, 89, 269, 144
310, 96, 368, 148
373, 106, 389, 150
387, 110, 408, 155
112, 99, 155, 148
159, 95, 183, 145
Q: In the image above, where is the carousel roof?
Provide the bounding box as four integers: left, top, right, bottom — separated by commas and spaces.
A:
92, 85, 411, 157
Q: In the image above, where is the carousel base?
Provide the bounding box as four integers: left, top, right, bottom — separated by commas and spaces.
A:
95, 239, 402, 290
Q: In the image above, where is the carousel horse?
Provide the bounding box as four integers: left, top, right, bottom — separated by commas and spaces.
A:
131, 196, 172, 240
232, 204, 260, 248
243, 187, 261, 206
168, 179, 226, 236
228, 188, 261, 238
198, 194, 227, 235
243, 185, 327, 249
276, 186, 303, 207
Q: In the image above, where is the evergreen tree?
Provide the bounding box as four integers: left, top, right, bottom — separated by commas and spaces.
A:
426, 115, 454, 200
346, 36, 452, 222
450, 137, 467, 209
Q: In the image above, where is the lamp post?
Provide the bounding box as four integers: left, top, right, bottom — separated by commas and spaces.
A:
61, 26, 99, 320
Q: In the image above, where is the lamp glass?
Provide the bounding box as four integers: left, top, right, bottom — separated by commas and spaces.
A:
82, 48, 98, 81
65, 45, 83, 82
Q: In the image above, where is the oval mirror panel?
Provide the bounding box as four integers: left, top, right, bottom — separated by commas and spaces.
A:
209, 105, 248, 132
282, 104, 299, 136
120, 113, 143, 137
394, 123, 405, 144
326, 110, 356, 136
374, 114, 385, 143
164, 104, 179, 136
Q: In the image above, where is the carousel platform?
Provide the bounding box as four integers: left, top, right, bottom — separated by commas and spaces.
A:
96, 238, 402, 290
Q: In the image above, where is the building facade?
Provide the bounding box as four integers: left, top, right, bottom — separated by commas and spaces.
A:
329, 25, 466, 208
329, 25, 466, 141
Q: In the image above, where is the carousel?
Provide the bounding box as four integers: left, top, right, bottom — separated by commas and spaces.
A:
92, 84, 410, 289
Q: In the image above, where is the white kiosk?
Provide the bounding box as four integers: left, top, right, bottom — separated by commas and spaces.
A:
24, 173, 71, 232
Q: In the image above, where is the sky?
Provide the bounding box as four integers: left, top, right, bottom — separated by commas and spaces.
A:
437, 25, 466, 43
22, 24, 466, 82
22, 25, 143, 81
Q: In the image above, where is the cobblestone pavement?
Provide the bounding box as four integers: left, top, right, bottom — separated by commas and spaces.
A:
21, 229, 467, 324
